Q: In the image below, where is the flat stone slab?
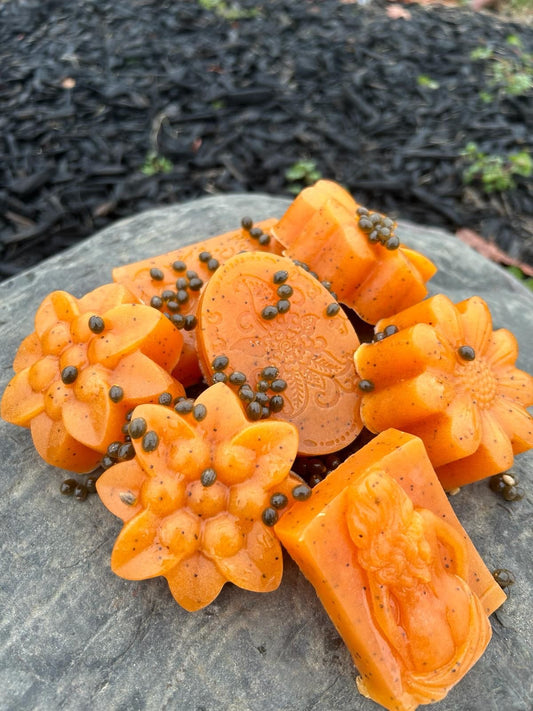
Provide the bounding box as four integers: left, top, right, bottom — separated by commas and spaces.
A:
0, 195, 532, 711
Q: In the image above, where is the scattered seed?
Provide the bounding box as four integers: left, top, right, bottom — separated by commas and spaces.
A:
88, 315, 105, 334
200, 468, 217, 487
262, 507, 278, 526
142, 430, 159, 452
109, 385, 124, 402
61, 365, 78, 384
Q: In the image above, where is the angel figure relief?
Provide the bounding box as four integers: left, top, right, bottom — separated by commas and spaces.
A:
345, 469, 492, 707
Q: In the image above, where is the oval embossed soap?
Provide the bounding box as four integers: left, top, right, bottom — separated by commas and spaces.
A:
196, 251, 362, 455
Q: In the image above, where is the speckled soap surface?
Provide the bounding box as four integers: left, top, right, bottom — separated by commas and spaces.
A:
0, 195, 532, 711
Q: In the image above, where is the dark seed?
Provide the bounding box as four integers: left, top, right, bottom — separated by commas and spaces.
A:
120, 491, 137, 506
150, 267, 165, 281
85, 475, 99, 494
374, 331, 385, 342
368, 229, 380, 243
276, 299, 291, 314
117, 442, 135, 461
292, 484, 312, 501
249, 226, 263, 239
175, 398, 194, 414
261, 305, 278, 320
176, 289, 189, 304
270, 492, 288, 509
60, 478, 77, 496
212, 371, 228, 384
200, 468, 217, 487
238, 384, 255, 403
109, 385, 124, 403
170, 313, 186, 328
358, 379, 375, 392
107, 441, 122, 460
241, 216, 253, 230
489, 474, 507, 494
270, 379, 287, 392
175, 276, 189, 289
358, 217, 373, 232
261, 406, 271, 419
273, 270, 289, 284
207, 258, 219, 271
150, 295, 163, 309
262, 507, 278, 526
458, 345, 476, 361
161, 289, 176, 301
158, 392, 173, 406
258, 233, 271, 246
186, 270, 198, 280
88, 315, 105, 334
229, 371, 247, 385
193, 403, 208, 421
188, 277, 204, 291
212, 355, 230, 371
61, 365, 78, 384
493, 568, 515, 589
74, 483, 88, 501
199, 251, 211, 263
256, 379, 270, 392
172, 260, 187, 272
309, 473, 323, 487
101, 455, 115, 469
385, 236, 400, 250
261, 366, 279, 381
356, 207, 369, 216
142, 431, 159, 452
183, 315, 197, 331
503, 485, 524, 501
246, 401, 263, 421
383, 324, 399, 337
269, 395, 284, 412
277, 284, 293, 298
326, 303, 340, 317
254, 391, 270, 406
129, 417, 147, 439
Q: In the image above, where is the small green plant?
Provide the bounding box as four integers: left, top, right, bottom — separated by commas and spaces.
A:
285, 160, 323, 195
141, 151, 173, 176
462, 143, 532, 193
506, 266, 533, 292
417, 74, 440, 90
198, 0, 259, 20
470, 43, 533, 100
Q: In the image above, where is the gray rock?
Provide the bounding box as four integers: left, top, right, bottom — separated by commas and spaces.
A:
0, 195, 531, 711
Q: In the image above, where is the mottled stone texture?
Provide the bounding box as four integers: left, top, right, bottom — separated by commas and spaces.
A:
0, 195, 531, 711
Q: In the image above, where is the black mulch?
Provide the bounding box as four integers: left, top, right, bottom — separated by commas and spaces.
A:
1, 0, 532, 279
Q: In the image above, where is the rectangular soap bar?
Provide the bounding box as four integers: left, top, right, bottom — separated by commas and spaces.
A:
275, 429, 505, 711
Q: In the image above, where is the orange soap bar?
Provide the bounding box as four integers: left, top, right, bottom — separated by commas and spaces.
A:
113, 218, 282, 386
275, 429, 505, 711
272, 180, 436, 324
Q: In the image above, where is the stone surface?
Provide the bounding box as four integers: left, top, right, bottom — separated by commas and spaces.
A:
0, 195, 532, 711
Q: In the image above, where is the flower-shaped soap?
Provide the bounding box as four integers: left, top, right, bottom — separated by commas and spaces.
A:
1, 283, 185, 472
272, 180, 437, 324
96, 382, 302, 611
354, 294, 533, 489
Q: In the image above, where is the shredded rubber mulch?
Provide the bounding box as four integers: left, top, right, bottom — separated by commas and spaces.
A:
1, 0, 532, 279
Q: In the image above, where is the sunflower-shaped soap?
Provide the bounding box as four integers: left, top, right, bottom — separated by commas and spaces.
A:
354, 294, 533, 489
96, 382, 303, 611
1, 283, 184, 472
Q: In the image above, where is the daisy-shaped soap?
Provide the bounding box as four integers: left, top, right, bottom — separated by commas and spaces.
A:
354, 294, 533, 489
96, 382, 303, 611
1, 283, 184, 472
